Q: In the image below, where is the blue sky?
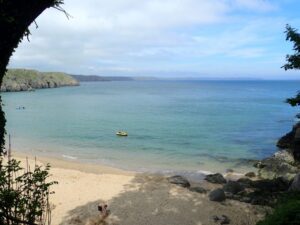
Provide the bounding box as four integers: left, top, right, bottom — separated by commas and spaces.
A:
8, 0, 300, 79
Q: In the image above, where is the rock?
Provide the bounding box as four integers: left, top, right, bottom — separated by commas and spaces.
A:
237, 178, 253, 188
209, 188, 226, 202
293, 128, 300, 161
167, 175, 190, 188
274, 150, 295, 164
277, 123, 300, 161
250, 195, 271, 205
253, 161, 265, 169
277, 130, 295, 149
223, 181, 244, 194
245, 172, 256, 178
226, 169, 234, 173
258, 162, 298, 181
251, 177, 290, 192
240, 197, 251, 203
224, 192, 234, 199
220, 215, 230, 225
277, 122, 300, 149
289, 173, 300, 191
189, 186, 207, 194
211, 215, 230, 225
256, 150, 299, 181
205, 173, 227, 184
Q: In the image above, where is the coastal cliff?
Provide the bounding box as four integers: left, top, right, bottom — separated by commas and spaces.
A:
1, 69, 79, 92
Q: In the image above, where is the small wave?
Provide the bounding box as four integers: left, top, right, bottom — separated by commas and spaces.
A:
62, 154, 78, 160
196, 169, 213, 175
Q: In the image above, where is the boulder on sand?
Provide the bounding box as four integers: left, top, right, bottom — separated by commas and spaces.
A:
209, 188, 226, 202
205, 173, 227, 184
189, 186, 207, 194
223, 181, 245, 194
167, 175, 190, 188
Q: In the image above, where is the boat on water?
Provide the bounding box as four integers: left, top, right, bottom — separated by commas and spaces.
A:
116, 131, 128, 136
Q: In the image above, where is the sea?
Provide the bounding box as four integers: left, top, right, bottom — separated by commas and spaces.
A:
2, 80, 299, 179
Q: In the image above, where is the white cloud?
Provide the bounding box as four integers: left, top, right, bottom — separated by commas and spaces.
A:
9, 0, 290, 78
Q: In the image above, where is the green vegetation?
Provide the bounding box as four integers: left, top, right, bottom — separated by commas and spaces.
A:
1, 69, 79, 92
0, 2, 64, 224
0, 159, 57, 225
283, 25, 300, 107
257, 25, 300, 225
257, 193, 300, 225
0, 0, 65, 153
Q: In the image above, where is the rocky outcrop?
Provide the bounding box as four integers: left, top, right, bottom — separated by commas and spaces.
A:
1, 69, 79, 92
289, 173, 300, 191
277, 122, 300, 161
254, 150, 300, 181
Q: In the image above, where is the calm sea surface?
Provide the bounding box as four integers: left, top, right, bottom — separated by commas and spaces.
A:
2, 80, 299, 177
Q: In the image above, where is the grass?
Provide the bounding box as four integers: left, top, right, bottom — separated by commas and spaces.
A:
256, 192, 300, 225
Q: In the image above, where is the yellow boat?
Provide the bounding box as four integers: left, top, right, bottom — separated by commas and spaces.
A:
116, 131, 128, 136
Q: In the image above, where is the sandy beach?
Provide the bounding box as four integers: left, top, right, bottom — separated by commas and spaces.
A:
8, 152, 267, 225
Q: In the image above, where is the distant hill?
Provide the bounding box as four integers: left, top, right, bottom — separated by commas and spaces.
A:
71, 75, 134, 82
1, 69, 79, 92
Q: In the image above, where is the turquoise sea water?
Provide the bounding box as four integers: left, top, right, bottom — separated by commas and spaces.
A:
2, 80, 299, 177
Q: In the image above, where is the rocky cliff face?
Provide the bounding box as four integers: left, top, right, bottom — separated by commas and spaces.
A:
277, 122, 300, 161
1, 69, 79, 92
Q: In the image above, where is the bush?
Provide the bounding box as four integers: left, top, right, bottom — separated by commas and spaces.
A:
257, 193, 300, 225
0, 158, 57, 225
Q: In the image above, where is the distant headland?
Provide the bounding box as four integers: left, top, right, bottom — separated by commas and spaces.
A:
1, 69, 79, 92
71, 74, 156, 82
1, 69, 157, 92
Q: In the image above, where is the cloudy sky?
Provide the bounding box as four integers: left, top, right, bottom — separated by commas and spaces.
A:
8, 0, 300, 79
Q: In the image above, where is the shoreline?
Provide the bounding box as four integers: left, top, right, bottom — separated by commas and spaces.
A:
7, 151, 264, 225
12, 148, 251, 182
13, 151, 136, 176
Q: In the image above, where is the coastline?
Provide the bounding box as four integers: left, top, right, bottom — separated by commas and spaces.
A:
8, 151, 265, 225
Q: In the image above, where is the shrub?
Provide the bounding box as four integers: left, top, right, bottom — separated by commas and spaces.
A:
257, 193, 300, 225
0, 158, 57, 225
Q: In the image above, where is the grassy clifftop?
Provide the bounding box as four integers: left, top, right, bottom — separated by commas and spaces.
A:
1, 69, 79, 92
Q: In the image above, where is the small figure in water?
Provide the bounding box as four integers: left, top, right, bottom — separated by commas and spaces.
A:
16, 106, 26, 110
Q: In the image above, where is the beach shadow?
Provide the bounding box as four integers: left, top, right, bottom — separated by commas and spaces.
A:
59, 174, 261, 225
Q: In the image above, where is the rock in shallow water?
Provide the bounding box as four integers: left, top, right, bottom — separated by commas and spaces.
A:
205, 173, 227, 184
167, 175, 190, 188
209, 188, 226, 202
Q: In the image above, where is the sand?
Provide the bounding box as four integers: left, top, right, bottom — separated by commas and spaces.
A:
5, 152, 267, 225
